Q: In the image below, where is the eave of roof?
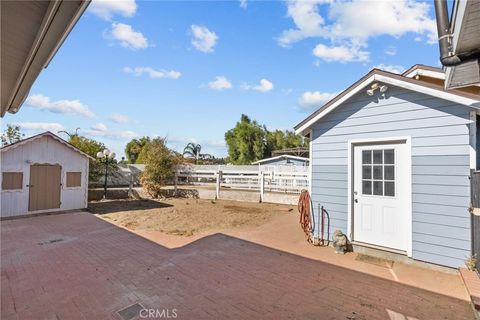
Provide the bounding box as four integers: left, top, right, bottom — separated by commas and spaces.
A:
402, 64, 444, 78
252, 155, 309, 164
1, 0, 90, 117
0, 131, 94, 160
294, 68, 480, 135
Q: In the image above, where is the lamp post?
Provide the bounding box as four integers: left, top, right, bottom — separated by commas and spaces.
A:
96, 149, 116, 199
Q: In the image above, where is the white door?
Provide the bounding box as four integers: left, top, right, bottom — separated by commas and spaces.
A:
353, 142, 408, 251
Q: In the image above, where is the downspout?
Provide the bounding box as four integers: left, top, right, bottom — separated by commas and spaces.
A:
434, 0, 480, 67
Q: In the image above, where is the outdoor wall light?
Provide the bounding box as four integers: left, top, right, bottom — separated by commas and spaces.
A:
366, 83, 388, 96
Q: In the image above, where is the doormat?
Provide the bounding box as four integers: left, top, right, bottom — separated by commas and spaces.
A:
116, 303, 144, 320
355, 254, 394, 269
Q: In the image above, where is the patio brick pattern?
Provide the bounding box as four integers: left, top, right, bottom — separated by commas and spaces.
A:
1, 212, 475, 319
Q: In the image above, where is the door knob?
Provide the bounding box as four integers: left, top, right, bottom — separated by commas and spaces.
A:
354, 199, 358, 203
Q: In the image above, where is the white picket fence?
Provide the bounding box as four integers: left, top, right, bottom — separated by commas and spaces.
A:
175, 165, 309, 200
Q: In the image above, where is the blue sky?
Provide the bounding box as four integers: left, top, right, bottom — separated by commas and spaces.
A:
2, 0, 443, 159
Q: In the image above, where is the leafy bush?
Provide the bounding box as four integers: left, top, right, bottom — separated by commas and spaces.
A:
140, 138, 178, 197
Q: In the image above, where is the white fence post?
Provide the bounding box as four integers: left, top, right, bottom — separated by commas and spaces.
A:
216, 170, 222, 200
259, 171, 264, 203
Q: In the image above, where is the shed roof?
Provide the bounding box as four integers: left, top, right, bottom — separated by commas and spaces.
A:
1, 131, 94, 160
252, 155, 309, 165
294, 67, 480, 135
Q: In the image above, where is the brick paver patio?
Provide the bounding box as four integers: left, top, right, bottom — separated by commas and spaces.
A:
1, 212, 475, 319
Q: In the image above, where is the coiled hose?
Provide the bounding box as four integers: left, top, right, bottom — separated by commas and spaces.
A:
298, 190, 313, 242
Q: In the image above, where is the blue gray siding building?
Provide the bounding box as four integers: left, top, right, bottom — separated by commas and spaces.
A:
295, 66, 479, 268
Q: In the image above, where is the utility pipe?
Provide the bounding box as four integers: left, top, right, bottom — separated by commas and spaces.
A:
434, 0, 480, 67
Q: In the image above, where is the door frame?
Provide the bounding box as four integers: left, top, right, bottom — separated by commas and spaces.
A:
347, 136, 412, 257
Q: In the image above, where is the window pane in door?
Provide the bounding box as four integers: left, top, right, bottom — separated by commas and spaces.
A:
362, 180, 372, 195
384, 149, 394, 164
384, 181, 395, 196
373, 150, 383, 164
384, 166, 394, 180
362, 150, 372, 164
373, 181, 383, 195
362, 165, 372, 179
373, 165, 383, 179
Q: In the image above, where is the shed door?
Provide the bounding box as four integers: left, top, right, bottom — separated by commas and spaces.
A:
353, 142, 408, 251
28, 165, 61, 211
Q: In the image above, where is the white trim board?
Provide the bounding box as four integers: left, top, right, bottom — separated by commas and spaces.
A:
347, 136, 412, 257
295, 73, 479, 135
403, 68, 445, 80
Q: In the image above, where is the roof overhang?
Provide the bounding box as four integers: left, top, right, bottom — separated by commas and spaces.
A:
444, 0, 480, 89
1, 0, 90, 117
403, 65, 445, 80
294, 69, 480, 136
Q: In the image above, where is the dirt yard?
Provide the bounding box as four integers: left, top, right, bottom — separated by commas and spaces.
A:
89, 198, 296, 236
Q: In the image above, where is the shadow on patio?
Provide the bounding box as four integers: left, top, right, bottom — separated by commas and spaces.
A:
0, 212, 475, 320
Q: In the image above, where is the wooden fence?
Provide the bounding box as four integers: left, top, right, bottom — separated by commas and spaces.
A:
175, 165, 309, 200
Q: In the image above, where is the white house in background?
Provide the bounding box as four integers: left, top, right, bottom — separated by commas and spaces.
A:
252, 155, 309, 166
0, 131, 92, 218
295, 64, 479, 268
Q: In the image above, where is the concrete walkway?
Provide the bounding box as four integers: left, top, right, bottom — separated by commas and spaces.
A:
1, 211, 475, 319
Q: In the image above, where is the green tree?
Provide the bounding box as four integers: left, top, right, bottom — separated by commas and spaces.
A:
225, 115, 266, 164
125, 137, 150, 163
182, 143, 212, 164
265, 129, 306, 157
1, 125, 24, 146
140, 138, 178, 197
69, 135, 108, 183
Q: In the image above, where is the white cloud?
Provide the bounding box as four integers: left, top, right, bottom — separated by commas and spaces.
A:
15, 122, 65, 133
385, 46, 397, 56
108, 23, 149, 50
374, 64, 406, 74
298, 91, 338, 111
91, 123, 108, 132
207, 76, 232, 90
25, 94, 94, 118
239, 0, 247, 9
280, 0, 436, 45
191, 25, 218, 53
123, 67, 181, 79
278, 0, 437, 62
278, 0, 326, 47
313, 44, 369, 62
89, 0, 137, 20
242, 79, 274, 92
109, 113, 130, 124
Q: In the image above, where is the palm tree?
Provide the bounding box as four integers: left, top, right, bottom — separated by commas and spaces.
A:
183, 143, 212, 164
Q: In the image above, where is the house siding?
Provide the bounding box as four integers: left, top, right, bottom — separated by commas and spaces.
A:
310, 86, 472, 268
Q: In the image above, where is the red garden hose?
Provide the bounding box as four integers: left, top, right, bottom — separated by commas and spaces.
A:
298, 190, 312, 242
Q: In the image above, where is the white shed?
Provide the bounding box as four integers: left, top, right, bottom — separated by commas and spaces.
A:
0, 131, 92, 218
